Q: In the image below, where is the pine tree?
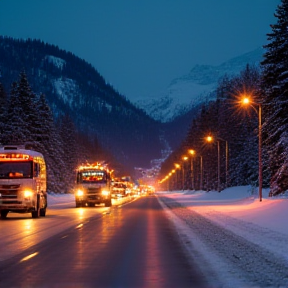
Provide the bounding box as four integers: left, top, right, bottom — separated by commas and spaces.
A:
261, 0, 288, 195
36, 93, 66, 193
16, 71, 40, 142
3, 81, 27, 144
2, 71, 40, 145
58, 113, 78, 193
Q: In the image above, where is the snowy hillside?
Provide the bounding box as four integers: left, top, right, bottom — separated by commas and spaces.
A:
135, 47, 263, 123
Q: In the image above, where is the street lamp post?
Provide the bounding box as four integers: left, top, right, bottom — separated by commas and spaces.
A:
200, 155, 203, 190
187, 149, 203, 191
174, 163, 181, 190
206, 136, 229, 191
188, 149, 195, 190
206, 136, 220, 191
182, 156, 188, 190
171, 169, 176, 191
219, 138, 229, 188
225, 139, 229, 187
258, 105, 262, 201
242, 97, 262, 202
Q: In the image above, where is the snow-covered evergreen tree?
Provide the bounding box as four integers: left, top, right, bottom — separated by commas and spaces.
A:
3, 81, 27, 144
36, 93, 66, 193
261, 0, 288, 195
58, 113, 78, 193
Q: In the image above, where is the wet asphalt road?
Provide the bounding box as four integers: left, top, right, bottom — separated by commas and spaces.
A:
0, 196, 207, 288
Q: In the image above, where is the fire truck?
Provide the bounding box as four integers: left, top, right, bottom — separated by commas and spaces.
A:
0, 145, 47, 219
74, 163, 112, 207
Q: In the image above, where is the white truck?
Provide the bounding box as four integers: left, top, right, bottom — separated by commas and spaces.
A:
0, 145, 47, 219
74, 163, 112, 207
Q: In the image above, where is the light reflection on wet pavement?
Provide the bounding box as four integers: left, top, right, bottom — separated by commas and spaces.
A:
0, 196, 206, 287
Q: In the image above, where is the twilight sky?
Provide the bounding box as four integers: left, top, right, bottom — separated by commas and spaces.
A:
0, 0, 280, 101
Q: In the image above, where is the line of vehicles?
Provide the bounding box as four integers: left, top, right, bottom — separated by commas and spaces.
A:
0, 145, 155, 219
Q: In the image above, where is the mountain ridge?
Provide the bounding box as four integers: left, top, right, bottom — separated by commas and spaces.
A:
134, 47, 263, 123
0, 36, 162, 173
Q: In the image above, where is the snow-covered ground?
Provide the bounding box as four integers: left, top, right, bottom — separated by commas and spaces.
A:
157, 186, 288, 288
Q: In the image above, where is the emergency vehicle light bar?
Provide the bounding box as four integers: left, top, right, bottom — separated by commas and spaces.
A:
0, 153, 31, 160
78, 162, 112, 173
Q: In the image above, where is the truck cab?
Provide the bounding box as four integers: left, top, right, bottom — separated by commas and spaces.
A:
0, 145, 47, 219
74, 163, 112, 207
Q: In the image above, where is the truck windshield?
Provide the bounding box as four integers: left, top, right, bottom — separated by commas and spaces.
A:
0, 161, 33, 179
79, 170, 107, 183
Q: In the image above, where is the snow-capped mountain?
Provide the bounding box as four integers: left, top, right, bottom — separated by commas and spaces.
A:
135, 47, 263, 123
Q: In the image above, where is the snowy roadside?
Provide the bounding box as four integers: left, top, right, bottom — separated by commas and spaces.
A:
157, 192, 288, 288
48, 192, 75, 206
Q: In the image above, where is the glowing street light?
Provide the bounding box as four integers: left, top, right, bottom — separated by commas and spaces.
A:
241, 96, 262, 201
174, 163, 180, 169
188, 149, 195, 190
206, 136, 213, 142
206, 135, 220, 191
188, 149, 203, 191
182, 156, 188, 190
206, 135, 229, 191
242, 97, 250, 104
174, 163, 181, 190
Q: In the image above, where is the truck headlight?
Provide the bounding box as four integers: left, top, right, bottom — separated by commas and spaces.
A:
76, 189, 84, 197
101, 190, 110, 196
24, 190, 33, 199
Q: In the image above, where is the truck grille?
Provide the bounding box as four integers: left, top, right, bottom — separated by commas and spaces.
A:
87, 187, 101, 194
0, 184, 20, 201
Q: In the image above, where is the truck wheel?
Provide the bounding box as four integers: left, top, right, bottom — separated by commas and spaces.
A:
105, 199, 112, 207
32, 208, 40, 218
32, 194, 40, 218
40, 207, 46, 217
40, 194, 47, 216
0, 210, 9, 219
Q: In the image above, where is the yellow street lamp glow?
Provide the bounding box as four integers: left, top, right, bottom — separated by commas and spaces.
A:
182, 156, 188, 161
242, 97, 250, 105
206, 136, 213, 142
188, 149, 195, 155
174, 163, 180, 169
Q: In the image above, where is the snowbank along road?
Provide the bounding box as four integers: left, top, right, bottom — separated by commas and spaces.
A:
158, 196, 288, 288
